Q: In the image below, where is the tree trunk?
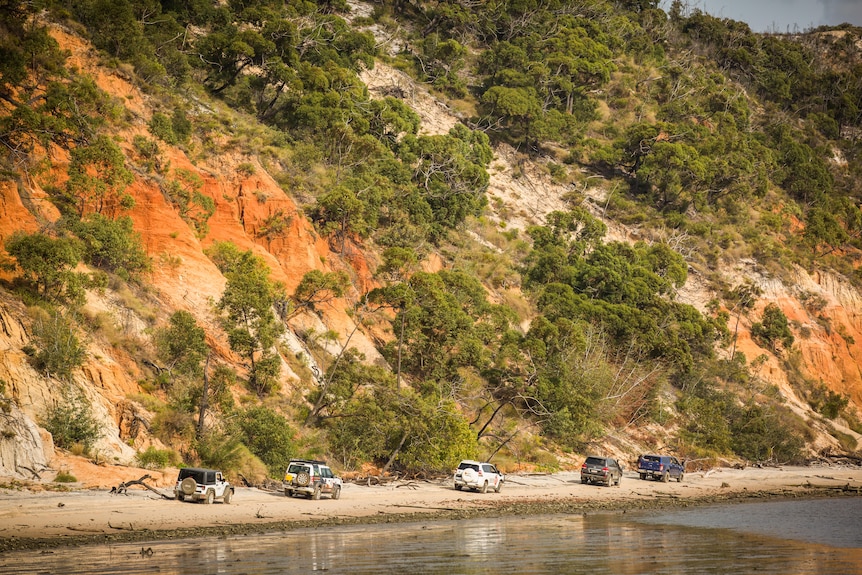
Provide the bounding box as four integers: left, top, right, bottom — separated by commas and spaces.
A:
382, 430, 409, 474
196, 353, 210, 439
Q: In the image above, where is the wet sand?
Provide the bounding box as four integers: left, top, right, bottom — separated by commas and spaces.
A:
1, 465, 860, 551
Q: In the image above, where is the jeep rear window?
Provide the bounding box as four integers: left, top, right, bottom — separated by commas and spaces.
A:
458, 462, 480, 471
585, 457, 606, 465
178, 469, 204, 482
288, 464, 308, 474
642, 455, 660, 462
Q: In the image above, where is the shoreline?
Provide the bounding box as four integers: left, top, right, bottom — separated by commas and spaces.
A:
1, 465, 861, 552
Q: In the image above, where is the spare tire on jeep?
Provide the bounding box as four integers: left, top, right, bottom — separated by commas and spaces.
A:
295, 470, 311, 486
180, 476, 197, 496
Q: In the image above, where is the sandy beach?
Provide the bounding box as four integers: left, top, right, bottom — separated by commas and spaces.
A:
1, 463, 861, 552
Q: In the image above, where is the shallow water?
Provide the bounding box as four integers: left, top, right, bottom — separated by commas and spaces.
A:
2, 497, 860, 575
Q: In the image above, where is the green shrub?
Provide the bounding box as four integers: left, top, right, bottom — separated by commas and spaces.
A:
149, 112, 177, 144
751, 303, 794, 352
132, 135, 161, 172
135, 447, 180, 470
195, 431, 245, 472
29, 310, 87, 380
808, 385, 849, 420
42, 389, 101, 452
70, 214, 150, 280
53, 470, 77, 483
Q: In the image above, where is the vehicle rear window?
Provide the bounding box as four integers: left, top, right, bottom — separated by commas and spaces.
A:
642, 455, 660, 462
458, 462, 480, 471
288, 463, 308, 474
585, 457, 606, 466
178, 469, 204, 482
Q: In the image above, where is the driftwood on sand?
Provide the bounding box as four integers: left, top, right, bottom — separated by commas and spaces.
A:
110, 474, 174, 500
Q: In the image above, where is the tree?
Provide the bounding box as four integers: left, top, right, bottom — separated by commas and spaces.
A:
325, 379, 476, 473
64, 135, 134, 218
751, 303, 794, 353
237, 405, 297, 476
308, 186, 367, 253
305, 348, 385, 426
70, 214, 150, 280
154, 310, 208, 379
4, 231, 83, 302
217, 250, 285, 396
402, 124, 492, 235
479, 85, 542, 148
289, 270, 351, 318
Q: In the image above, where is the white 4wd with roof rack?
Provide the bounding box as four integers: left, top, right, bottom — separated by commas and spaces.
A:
283, 459, 342, 500
454, 460, 504, 493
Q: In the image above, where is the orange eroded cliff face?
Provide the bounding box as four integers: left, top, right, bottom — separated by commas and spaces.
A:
0, 25, 387, 474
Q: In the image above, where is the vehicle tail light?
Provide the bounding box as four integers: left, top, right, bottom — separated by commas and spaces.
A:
602, 467, 609, 472
478, 470, 484, 476
581, 463, 587, 469
659, 464, 664, 471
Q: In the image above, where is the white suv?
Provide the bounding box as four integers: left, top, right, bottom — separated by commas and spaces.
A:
453, 460, 504, 493
174, 467, 233, 504
283, 459, 342, 500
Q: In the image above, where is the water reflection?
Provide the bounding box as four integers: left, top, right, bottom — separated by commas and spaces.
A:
2, 499, 860, 575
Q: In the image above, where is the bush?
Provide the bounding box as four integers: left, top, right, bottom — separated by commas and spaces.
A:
135, 447, 180, 469
53, 470, 77, 483
149, 112, 177, 144
29, 310, 87, 381
42, 389, 101, 452
195, 430, 245, 472
70, 214, 150, 279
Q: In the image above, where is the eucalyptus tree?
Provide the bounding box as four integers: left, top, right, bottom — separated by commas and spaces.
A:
215, 247, 285, 396
4, 232, 84, 303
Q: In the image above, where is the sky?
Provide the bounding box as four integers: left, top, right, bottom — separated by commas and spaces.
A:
660, 0, 862, 33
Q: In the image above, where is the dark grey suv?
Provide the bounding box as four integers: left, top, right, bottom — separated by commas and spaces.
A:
580, 456, 623, 487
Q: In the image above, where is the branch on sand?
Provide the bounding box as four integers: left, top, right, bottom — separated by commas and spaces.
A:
110, 474, 174, 500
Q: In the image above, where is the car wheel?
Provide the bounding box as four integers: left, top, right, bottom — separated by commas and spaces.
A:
311, 485, 321, 500
616, 474, 622, 487
661, 472, 669, 483
284, 488, 292, 497
205, 489, 214, 504
332, 485, 341, 500
495, 482, 502, 493
639, 473, 646, 480
581, 478, 588, 484
223, 489, 232, 504
180, 477, 197, 496
454, 484, 462, 491
678, 472, 684, 483
176, 493, 184, 502
480, 481, 488, 494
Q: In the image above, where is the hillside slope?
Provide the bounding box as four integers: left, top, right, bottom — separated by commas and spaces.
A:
1, 4, 861, 483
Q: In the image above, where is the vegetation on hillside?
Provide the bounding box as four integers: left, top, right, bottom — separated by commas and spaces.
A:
1, 0, 861, 476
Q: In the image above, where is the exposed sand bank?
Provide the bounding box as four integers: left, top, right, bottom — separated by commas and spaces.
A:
1, 464, 861, 551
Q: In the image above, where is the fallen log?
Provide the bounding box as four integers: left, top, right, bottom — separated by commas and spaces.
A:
110, 474, 174, 500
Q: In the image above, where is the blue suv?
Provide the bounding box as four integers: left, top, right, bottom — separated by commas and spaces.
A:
637, 454, 684, 482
